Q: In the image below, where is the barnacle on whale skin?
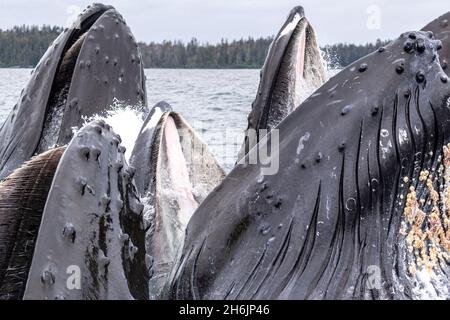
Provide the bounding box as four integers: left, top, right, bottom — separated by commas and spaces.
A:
400, 143, 450, 296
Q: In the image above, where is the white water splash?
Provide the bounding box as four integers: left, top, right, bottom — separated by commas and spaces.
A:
83, 101, 145, 161
296, 132, 310, 155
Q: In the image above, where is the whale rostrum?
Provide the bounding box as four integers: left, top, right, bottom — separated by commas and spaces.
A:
23, 120, 149, 300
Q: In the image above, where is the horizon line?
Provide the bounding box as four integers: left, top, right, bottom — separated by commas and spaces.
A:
0, 24, 390, 47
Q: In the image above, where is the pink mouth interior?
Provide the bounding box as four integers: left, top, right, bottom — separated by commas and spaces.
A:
162, 115, 198, 226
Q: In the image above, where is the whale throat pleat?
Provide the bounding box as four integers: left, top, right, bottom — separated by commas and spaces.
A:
0, 147, 65, 300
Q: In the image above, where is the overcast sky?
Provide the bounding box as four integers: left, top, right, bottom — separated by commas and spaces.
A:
0, 0, 449, 45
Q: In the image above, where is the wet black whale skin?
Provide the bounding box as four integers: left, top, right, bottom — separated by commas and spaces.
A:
0, 3, 147, 181
165, 32, 450, 299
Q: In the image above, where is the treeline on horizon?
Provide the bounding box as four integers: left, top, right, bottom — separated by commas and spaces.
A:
0, 25, 391, 69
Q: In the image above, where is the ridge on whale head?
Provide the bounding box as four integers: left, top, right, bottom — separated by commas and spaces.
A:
130, 102, 225, 299
421, 11, 450, 76
0, 3, 147, 180
237, 6, 327, 162
164, 31, 450, 299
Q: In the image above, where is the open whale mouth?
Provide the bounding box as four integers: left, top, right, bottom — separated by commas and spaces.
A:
0, 10, 115, 296
152, 112, 223, 224
260, 14, 324, 131
36, 7, 110, 153
238, 6, 326, 162
133, 108, 225, 299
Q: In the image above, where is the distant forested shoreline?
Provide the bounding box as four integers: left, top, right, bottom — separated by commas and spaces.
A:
0, 25, 390, 69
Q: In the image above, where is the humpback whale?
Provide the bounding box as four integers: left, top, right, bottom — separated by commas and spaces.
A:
165, 32, 450, 299
238, 6, 326, 162
0, 3, 147, 180
0, 120, 149, 300
130, 102, 225, 299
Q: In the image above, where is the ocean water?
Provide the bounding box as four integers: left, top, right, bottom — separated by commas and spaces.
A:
0, 68, 340, 171
0, 68, 260, 171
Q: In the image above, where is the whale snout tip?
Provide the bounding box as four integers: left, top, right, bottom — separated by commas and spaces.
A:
85, 2, 114, 12
289, 6, 305, 18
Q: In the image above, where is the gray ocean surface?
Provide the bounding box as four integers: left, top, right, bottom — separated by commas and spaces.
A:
0, 68, 260, 171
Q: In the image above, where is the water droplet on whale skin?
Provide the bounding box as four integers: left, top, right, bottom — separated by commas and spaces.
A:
41, 270, 55, 286
345, 198, 357, 211
259, 225, 271, 236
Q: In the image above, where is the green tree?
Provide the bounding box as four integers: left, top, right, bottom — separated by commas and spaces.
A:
0, 25, 390, 69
